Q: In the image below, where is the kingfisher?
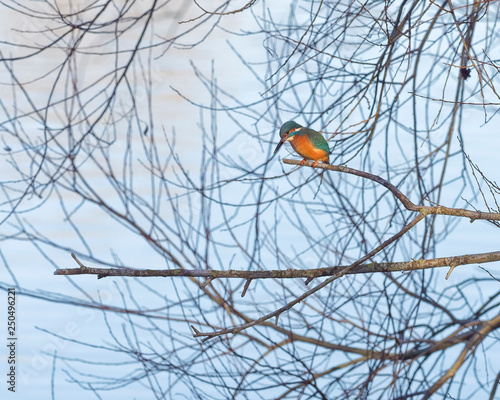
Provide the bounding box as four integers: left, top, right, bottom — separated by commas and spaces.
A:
274, 121, 330, 167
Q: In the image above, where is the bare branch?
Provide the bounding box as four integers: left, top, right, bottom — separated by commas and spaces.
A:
283, 159, 500, 221
55, 250, 500, 279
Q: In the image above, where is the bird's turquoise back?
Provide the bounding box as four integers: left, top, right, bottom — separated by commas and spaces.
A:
298, 128, 330, 155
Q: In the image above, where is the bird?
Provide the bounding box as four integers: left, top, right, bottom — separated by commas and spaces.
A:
274, 121, 330, 167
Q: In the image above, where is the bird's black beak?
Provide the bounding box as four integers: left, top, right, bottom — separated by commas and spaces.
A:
274, 134, 289, 155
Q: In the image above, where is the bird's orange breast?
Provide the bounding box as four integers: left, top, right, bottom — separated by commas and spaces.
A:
290, 135, 329, 162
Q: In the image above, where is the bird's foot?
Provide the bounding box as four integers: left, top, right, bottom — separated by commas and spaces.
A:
312, 161, 318, 168
300, 159, 306, 166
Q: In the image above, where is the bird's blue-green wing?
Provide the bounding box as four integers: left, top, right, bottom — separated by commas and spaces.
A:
300, 128, 330, 154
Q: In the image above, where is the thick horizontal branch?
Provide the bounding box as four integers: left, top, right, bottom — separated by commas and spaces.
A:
54, 251, 500, 279
283, 159, 500, 221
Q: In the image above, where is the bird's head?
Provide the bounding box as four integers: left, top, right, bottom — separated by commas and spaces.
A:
274, 121, 303, 154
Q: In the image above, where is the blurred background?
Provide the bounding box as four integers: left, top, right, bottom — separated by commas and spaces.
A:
0, 1, 499, 399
